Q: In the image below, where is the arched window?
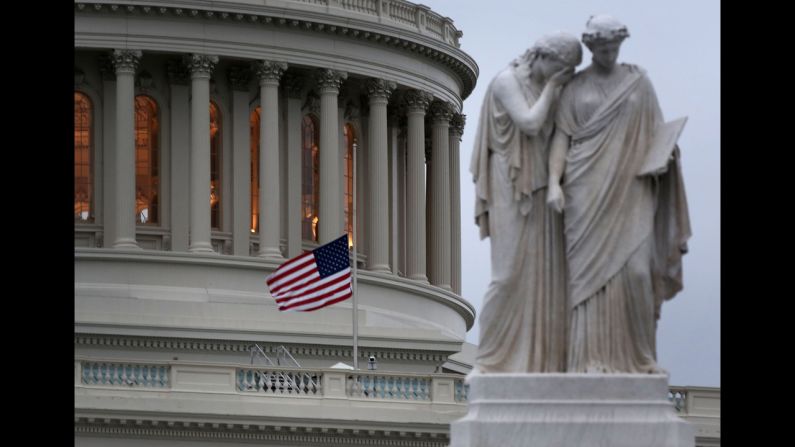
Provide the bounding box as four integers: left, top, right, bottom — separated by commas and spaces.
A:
250, 107, 261, 233
301, 115, 320, 242
134, 95, 160, 224
343, 123, 356, 248
74, 92, 93, 222
210, 101, 222, 230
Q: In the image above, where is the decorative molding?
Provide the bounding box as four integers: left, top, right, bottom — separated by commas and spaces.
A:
366, 78, 397, 102
449, 113, 465, 137
74, 418, 449, 446
403, 90, 432, 113
428, 101, 454, 124
226, 65, 252, 91
316, 69, 348, 93
253, 60, 288, 85
110, 49, 142, 74
75, 67, 86, 86
135, 70, 154, 89
74, 1, 478, 99
166, 59, 190, 85
185, 54, 219, 77
74, 334, 451, 363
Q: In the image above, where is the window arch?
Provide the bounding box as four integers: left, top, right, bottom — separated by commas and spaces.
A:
250, 107, 261, 234
134, 95, 160, 224
74, 92, 93, 222
210, 101, 222, 230
343, 123, 356, 248
302, 115, 320, 242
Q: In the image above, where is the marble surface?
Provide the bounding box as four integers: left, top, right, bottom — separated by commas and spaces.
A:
451, 373, 694, 447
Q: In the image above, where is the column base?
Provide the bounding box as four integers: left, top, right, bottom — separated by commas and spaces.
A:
112, 238, 141, 250
451, 373, 694, 447
407, 274, 429, 284
189, 242, 215, 253
367, 264, 392, 273
258, 247, 285, 261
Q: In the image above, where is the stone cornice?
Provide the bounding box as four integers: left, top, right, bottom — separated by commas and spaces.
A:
74, 1, 478, 99
74, 417, 449, 446
74, 334, 453, 363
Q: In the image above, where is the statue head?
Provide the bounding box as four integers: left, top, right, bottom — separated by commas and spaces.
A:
582, 14, 630, 70
515, 31, 582, 82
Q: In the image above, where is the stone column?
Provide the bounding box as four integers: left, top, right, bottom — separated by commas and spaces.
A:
254, 61, 288, 259
167, 59, 191, 252
449, 113, 465, 295
316, 69, 347, 244
428, 101, 454, 289
283, 74, 304, 258
403, 90, 432, 282
186, 54, 218, 253
110, 49, 142, 250
227, 65, 252, 256
365, 79, 396, 272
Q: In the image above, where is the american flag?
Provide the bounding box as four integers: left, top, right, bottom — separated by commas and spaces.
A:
266, 235, 352, 312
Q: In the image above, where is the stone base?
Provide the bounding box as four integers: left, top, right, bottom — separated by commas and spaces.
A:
450, 373, 694, 447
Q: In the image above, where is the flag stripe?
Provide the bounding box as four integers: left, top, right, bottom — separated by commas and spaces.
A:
273, 269, 351, 302
269, 265, 319, 294
267, 257, 316, 291
277, 280, 352, 311
265, 252, 313, 284
292, 292, 354, 312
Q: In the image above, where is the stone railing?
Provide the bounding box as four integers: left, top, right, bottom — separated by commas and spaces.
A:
76, 0, 463, 48
80, 361, 170, 388
76, 359, 466, 404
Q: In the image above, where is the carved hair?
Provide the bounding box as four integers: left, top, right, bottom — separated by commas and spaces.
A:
582, 14, 630, 46
513, 31, 583, 72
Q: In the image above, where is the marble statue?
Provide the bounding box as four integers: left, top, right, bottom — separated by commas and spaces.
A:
470, 32, 582, 373
546, 15, 692, 374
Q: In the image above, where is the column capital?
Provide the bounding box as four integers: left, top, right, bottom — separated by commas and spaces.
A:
253, 60, 288, 86
185, 54, 219, 78
429, 101, 455, 124
403, 90, 433, 113
366, 78, 397, 102
226, 65, 252, 91
450, 113, 466, 137
316, 69, 348, 94
282, 73, 305, 99
111, 49, 142, 75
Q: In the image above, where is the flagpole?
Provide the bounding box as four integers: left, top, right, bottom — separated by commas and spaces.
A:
352, 140, 359, 370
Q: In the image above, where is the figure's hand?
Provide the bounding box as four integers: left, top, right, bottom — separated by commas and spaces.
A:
547, 183, 565, 213
548, 67, 575, 88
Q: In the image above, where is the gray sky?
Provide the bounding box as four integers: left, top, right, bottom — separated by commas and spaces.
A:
418, 0, 720, 387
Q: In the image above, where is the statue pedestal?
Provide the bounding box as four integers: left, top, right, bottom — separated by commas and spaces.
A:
450, 373, 694, 447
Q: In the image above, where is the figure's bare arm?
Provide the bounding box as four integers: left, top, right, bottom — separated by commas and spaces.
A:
492, 68, 572, 136
546, 128, 570, 213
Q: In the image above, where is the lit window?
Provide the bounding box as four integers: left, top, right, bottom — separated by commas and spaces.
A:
302, 115, 319, 241
250, 107, 260, 233
74, 92, 93, 222
135, 95, 160, 224
344, 124, 355, 248
210, 101, 221, 230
